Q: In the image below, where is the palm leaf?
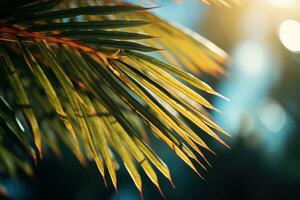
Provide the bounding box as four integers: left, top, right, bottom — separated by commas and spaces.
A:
0, 0, 230, 194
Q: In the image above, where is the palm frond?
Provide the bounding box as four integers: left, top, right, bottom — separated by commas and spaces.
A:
0, 0, 230, 194
102, 0, 243, 6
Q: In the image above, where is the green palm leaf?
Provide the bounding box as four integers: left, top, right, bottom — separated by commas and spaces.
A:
0, 0, 230, 195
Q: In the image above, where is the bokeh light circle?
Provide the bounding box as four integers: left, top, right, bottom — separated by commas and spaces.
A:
279, 20, 300, 53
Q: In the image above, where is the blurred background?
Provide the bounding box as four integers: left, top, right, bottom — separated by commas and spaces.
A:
2, 0, 300, 199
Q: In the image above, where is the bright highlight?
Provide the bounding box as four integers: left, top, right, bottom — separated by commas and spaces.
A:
279, 20, 300, 53
266, 0, 296, 8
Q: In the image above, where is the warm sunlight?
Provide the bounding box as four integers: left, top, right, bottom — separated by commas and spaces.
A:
279, 20, 300, 52
266, 0, 297, 8
1, 1, 300, 200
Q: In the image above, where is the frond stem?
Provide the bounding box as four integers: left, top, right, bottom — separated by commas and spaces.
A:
0, 26, 120, 62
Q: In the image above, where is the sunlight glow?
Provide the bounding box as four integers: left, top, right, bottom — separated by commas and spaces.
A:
266, 0, 297, 8
279, 20, 300, 53
235, 41, 267, 76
